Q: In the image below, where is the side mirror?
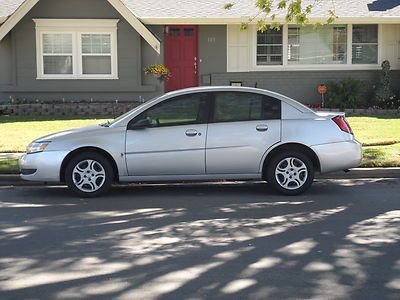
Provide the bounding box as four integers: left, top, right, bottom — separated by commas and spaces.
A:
130, 118, 152, 130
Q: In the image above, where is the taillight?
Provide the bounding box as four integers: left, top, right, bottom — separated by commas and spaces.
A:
332, 115, 353, 135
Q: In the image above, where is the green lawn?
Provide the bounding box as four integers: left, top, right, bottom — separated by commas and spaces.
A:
0, 115, 399, 172
0, 158, 19, 174
0, 115, 109, 153
347, 116, 400, 146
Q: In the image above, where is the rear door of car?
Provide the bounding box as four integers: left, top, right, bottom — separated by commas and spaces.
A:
206, 91, 281, 175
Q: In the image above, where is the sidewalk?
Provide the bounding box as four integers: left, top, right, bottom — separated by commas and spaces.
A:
1, 168, 399, 186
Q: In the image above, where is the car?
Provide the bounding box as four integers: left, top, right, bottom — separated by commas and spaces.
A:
19, 86, 362, 197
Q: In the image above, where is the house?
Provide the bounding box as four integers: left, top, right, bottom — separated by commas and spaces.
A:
0, 0, 399, 104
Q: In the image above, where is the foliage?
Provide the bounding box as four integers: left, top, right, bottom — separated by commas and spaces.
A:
375, 60, 399, 109
224, 0, 337, 31
0, 159, 19, 174
325, 78, 364, 110
144, 64, 171, 82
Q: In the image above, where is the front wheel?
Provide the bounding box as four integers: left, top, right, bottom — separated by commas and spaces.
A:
65, 152, 113, 197
266, 151, 314, 195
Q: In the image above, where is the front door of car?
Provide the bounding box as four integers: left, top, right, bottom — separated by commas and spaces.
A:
125, 93, 209, 176
206, 92, 282, 174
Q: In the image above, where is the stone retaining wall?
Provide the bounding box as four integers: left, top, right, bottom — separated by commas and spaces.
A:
0, 101, 142, 116
0, 102, 399, 117
314, 108, 400, 116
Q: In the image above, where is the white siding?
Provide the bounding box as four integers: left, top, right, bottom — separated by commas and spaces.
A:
381, 24, 400, 70
227, 25, 250, 72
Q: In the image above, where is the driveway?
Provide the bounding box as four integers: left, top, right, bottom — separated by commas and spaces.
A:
0, 179, 399, 300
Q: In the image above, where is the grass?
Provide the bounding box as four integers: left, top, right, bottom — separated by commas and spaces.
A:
0, 158, 19, 174
362, 144, 400, 167
0, 115, 398, 173
347, 116, 400, 146
0, 115, 110, 153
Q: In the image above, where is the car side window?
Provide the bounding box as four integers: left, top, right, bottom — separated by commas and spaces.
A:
129, 93, 209, 128
212, 92, 281, 122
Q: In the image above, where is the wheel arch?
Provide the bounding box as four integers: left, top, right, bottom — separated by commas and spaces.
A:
261, 143, 321, 179
60, 147, 119, 182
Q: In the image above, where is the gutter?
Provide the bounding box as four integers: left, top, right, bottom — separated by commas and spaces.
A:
140, 16, 400, 25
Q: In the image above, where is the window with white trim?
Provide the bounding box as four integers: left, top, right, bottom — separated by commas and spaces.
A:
35, 19, 118, 79
352, 24, 378, 64
287, 25, 347, 64
256, 27, 283, 65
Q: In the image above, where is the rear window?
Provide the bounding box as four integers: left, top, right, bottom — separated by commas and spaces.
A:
213, 92, 281, 122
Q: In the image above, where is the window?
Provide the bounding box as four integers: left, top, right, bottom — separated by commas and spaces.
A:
256, 27, 283, 65
352, 25, 378, 64
34, 19, 118, 79
81, 34, 112, 74
213, 92, 281, 122
42, 33, 73, 74
288, 25, 347, 64
132, 93, 209, 128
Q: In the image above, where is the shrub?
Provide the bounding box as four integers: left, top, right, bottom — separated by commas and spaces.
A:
375, 60, 399, 109
326, 78, 364, 110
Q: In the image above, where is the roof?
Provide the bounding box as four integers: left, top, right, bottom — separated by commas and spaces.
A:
1, 0, 399, 23
0, 0, 25, 18
121, 0, 400, 23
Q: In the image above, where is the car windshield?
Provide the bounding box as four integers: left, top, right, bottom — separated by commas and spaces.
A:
100, 97, 158, 127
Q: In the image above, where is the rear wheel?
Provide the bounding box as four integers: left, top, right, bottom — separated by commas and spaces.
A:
65, 152, 113, 197
266, 151, 314, 195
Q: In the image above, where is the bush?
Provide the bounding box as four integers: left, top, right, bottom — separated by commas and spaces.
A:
375, 60, 400, 109
326, 78, 364, 110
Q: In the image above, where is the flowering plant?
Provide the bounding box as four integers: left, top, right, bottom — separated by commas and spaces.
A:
144, 64, 171, 81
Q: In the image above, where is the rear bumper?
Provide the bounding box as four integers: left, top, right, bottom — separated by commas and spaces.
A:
311, 140, 363, 174
19, 151, 69, 182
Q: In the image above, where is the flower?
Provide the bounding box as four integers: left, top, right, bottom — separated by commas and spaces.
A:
144, 64, 171, 81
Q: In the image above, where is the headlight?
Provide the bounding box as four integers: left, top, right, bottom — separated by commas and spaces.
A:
26, 141, 51, 154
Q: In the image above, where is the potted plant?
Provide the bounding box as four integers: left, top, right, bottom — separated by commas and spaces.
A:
144, 64, 171, 82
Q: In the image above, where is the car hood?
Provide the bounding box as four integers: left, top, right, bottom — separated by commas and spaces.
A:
35, 125, 105, 142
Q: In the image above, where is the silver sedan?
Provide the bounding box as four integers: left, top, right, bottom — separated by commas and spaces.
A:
20, 86, 362, 197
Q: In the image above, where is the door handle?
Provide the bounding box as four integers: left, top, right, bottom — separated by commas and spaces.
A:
185, 129, 198, 137
256, 124, 269, 132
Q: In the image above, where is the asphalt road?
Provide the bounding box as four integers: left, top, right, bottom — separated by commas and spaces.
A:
0, 179, 399, 300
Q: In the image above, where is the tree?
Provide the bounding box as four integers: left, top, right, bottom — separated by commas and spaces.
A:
224, 0, 337, 31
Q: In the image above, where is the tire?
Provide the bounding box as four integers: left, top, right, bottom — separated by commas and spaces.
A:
65, 152, 113, 197
266, 151, 314, 195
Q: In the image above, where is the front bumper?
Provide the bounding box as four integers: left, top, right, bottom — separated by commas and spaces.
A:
19, 151, 69, 182
311, 140, 363, 174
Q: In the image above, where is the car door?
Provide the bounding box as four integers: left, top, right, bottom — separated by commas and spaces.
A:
125, 93, 209, 176
206, 91, 281, 174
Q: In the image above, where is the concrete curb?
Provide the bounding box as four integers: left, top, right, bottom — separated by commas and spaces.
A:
1, 168, 399, 186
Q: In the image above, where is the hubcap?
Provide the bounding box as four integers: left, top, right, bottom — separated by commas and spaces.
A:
72, 159, 106, 193
275, 157, 308, 190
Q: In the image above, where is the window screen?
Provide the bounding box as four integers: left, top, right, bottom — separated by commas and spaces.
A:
42, 33, 73, 74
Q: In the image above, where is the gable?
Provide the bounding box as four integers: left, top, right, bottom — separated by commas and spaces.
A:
0, 0, 160, 53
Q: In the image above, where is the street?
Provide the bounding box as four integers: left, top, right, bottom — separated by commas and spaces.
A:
0, 178, 399, 300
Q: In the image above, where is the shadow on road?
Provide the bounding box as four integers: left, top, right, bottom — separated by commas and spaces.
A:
0, 179, 399, 299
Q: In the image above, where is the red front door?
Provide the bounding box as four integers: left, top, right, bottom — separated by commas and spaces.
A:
165, 25, 198, 92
